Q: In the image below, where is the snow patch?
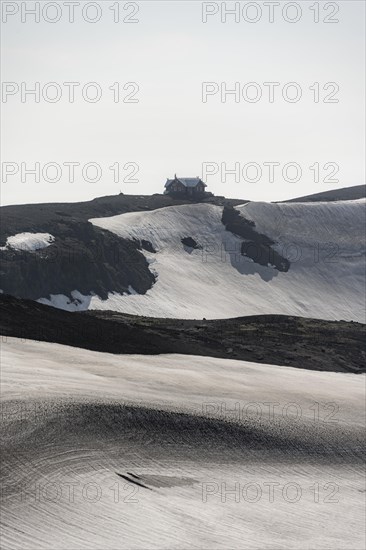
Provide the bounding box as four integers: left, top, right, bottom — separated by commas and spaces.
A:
37, 287, 139, 312
127, 285, 138, 295
37, 290, 92, 312
0, 232, 55, 252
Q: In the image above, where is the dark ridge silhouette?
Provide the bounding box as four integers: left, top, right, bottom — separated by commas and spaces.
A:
285, 184, 365, 203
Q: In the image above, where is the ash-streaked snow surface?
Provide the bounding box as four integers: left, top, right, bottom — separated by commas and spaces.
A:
1, 337, 365, 550
82, 200, 363, 321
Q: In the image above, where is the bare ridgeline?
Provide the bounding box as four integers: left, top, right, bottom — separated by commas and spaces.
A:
1, 184, 366, 549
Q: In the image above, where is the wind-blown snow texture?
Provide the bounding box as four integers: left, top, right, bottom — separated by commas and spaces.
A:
1, 338, 365, 549
66, 199, 366, 321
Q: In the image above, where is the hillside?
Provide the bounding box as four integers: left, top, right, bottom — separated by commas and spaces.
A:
2, 336, 365, 549
287, 184, 365, 203
0, 194, 244, 304
1, 294, 364, 373
89, 200, 365, 321
0, 192, 365, 322
1, 188, 365, 550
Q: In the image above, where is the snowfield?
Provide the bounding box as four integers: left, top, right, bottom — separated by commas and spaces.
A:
76, 199, 365, 321
0, 232, 55, 252
1, 337, 365, 550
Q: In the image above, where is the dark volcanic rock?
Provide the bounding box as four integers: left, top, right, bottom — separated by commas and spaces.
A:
140, 240, 156, 253
181, 237, 202, 250
0, 222, 155, 301
222, 206, 290, 272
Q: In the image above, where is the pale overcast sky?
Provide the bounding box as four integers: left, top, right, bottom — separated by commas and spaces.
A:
1, 0, 365, 205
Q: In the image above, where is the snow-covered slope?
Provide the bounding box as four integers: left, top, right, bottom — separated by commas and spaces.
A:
1, 337, 365, 549
78, 199, 364, 321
